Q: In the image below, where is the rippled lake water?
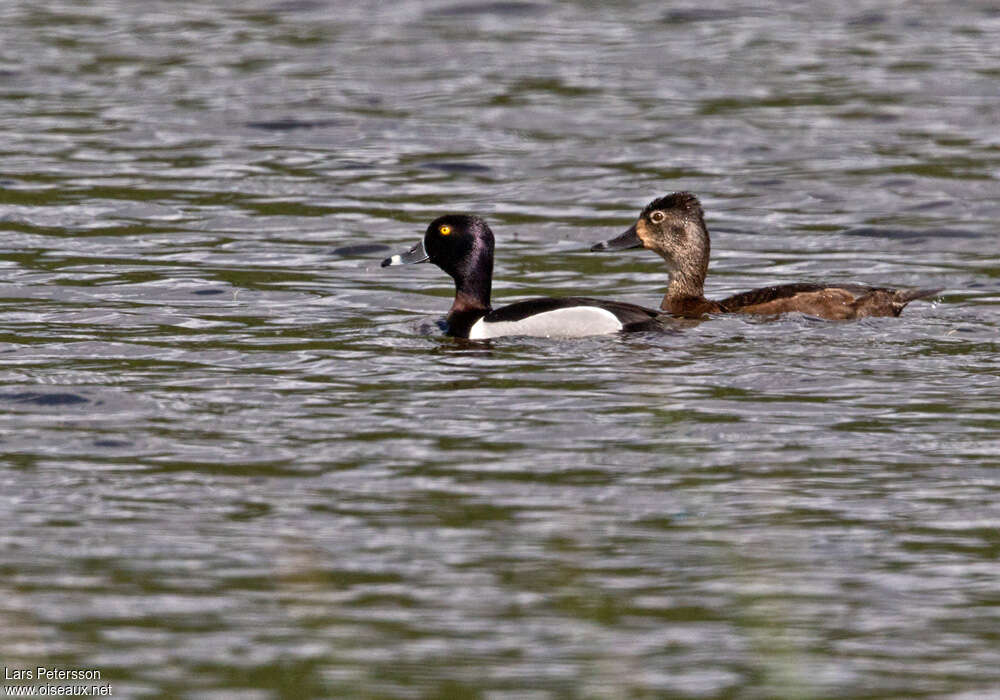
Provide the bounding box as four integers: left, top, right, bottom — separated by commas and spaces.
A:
2, 1, 999, 697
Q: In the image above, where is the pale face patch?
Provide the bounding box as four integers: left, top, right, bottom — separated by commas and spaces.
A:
635, 218, 656, 249
468, 306, 623, 339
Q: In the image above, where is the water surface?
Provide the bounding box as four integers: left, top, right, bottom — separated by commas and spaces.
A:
2, 1, 999, 697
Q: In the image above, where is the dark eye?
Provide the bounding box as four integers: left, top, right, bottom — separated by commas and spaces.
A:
649, 210, 666, 224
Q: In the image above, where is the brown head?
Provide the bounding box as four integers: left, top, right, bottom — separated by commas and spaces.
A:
591, 191, 711, 300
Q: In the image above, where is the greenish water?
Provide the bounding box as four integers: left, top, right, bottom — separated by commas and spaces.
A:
2, 1, 999, 698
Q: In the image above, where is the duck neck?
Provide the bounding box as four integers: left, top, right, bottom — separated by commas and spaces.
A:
447, 257, 493, 319
661, 245, 710, 311
444, 277, 492, 338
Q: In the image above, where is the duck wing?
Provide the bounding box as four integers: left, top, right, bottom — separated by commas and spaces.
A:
717, 283, 941, 319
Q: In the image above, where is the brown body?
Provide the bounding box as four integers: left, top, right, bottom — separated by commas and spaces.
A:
593, 192, 941, 320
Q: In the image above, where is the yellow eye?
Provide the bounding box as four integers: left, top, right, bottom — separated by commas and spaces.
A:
439, 224, 452, 236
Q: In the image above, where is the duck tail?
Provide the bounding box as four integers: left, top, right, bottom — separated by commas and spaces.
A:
895, 287, 943, 304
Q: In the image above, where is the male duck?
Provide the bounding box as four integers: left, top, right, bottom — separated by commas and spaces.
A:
591, 192, 941, 320
382, 214, 662, 339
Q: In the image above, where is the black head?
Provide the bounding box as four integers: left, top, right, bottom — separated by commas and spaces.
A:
420, 214, 495, 283
381, 214, 496, 309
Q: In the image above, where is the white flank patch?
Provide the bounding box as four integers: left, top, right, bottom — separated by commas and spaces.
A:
468, 306, 623, 339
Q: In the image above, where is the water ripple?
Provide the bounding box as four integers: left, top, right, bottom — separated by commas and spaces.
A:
2, 0, 999, 697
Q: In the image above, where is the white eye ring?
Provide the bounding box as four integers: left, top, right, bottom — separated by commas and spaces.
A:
649, 210, 666, 223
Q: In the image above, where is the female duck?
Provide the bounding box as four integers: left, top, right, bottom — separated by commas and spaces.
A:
382, 214, 662, 339
591, 192, 941, 319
